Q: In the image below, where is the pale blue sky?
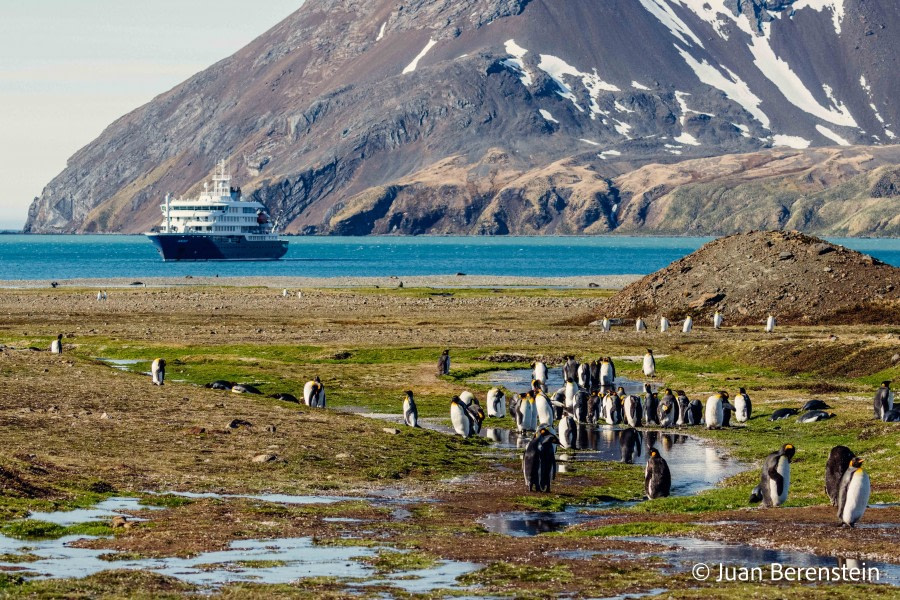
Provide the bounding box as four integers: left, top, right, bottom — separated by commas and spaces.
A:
0, 1, 303, 229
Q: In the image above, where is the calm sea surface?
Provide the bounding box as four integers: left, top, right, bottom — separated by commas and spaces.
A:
0, 235, 898, 280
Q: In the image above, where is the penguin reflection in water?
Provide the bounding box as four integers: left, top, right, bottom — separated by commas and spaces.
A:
523, 426, 559, 492
402, 391, 419, 428
645, 447, 672, 499
750, 443, 795, 507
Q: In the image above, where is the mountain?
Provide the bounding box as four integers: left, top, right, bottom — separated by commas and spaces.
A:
25, 0, 900, 235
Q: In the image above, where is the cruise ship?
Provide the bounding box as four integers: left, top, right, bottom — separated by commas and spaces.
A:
146, 161, 288, 261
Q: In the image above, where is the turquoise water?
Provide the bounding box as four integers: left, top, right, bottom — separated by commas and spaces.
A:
0, 235, 898, 280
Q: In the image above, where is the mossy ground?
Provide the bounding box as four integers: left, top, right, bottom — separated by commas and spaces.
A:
0, 285, 897, 597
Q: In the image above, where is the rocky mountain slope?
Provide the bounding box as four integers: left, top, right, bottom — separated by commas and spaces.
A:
601, 230, 900, 324
25, 0, 900, 235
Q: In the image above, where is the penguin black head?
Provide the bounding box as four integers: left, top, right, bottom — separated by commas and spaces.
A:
882, 381, 891, 387
647, 349, 653, 354
720, 390, 729, 400
676, 390, 686, 397
451, 395, 462, 406
665, 388, 673, 394
57, 334, 63, 340
314, 375, 321, 383
849, 457, 864, 469
158, 358, 166, 368
648, 446, 660, 457
531, 379, 541, 390
739, 387, 747, 394
442, 349, 449, 355
404, 390, 414, 400
782, 444, 796, 460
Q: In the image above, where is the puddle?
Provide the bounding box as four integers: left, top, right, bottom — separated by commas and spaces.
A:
479, 508, 615, 537
622, 536, 900, 585
155, 491, 362, 505
593, 588, 669, 600
27, 497, 163, 526
468, 368, 648, 395
96, 358, 147, 373
0, 533, 478, 591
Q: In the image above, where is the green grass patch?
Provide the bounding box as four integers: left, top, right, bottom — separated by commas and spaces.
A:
460, 561, 572, 585
0, 520, 114, 540
568, 521, 699, 537
357, 549, 439, 574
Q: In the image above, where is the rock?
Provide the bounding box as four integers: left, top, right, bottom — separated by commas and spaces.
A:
892, 353, 900, 364
110, 516, 129, 528
100, 412, 110, 419
382, 427, 401, 435
778, 251, 794, 260
252, 453, 277, 463
813, 243, 834, 255
187, 426, 207, 434
227, 419, 253, 429
689, 292, 725, 309
335, 452, 351, 459
588, 282, 600, 288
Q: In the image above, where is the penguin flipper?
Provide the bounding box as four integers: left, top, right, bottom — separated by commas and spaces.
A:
769, 466, 784, 497
749, 484, 763, 504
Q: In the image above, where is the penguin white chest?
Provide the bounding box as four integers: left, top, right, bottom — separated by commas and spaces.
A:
450, 404, 470, 436
842, 471, 871, 525
705, 396, 722, 428
535, 395, 553, 426
771, 456, 790, 506
642, 355, 655, 376
734, 396, 747, 422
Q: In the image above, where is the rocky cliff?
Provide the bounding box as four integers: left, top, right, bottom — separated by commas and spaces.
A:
24, 0, 900, 235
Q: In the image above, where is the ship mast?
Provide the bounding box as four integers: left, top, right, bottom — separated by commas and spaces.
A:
212, 158, 230, 198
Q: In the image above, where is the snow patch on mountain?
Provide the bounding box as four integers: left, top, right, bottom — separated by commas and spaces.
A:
539, 109, 559, 124
537, 54, 619, 119
377, 22, 386, 41
632, 81, 651, 91
816, 124, 851, 146
638, 0, 704, 48
772, 134, 811, 149
579, 138, 601, 146
675, 0, 733, 40
598, 149, 622, 160
613, 120, 633, 138
614, 100, 635, 114
792, 0, 846, 35
402, 38, 437, 74
674, 132, 701, 146
501, 39, 533, 86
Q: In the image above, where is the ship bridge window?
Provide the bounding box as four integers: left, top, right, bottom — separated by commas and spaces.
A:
243, 207, 256, 214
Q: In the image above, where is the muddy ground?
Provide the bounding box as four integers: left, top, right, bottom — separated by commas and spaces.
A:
0, 285, 898, 598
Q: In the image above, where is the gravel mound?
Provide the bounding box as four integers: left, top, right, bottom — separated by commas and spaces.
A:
601, 231, 900, 325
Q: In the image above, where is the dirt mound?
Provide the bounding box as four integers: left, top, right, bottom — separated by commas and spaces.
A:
602, 231, 900, 325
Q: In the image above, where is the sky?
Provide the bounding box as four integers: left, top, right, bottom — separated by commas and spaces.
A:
0, 1, 303, 230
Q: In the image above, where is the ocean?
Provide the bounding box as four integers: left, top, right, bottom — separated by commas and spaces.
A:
1, 234, 899, 281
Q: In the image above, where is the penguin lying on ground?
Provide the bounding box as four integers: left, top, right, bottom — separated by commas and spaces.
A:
883, 409, 900, 422
837, 457, 870, 527
770, 408, 799, 421
798, 410, 835, 423
523, 426, 559, 492
645, 447, 671, 499
825, 446, 855, 506
403, 391, 419, 427
802, 399, 831, 411
151, 358, 166, 386
205, 380, 235, 390
873, 381, 893, 420
749, 443, 795, 507
232, 383, 262, 395
269, 392, 299, 403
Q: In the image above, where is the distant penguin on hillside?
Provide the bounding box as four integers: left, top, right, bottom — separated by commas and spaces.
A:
765, 315, 776, 333
559, 412, 576, 449
282, 289, 288, 297
437, 349, 451, 376
303, 376, 326, 407
873, 381, 894, 420
749, 443, 795, 507
705, 392, 725, 429
601, 317, 611, 332
636, 318, 647, 332
837, 457, 870, 527
645, 447, 672, 499
642, 349, 656, 378
450, 396, 473, 437
660, 317, 670, 333
658, 389, 677, 428
825, 445, 856, 506
50, 334, 63, 354
682, 316, 693, 333
733, 388, 752, 423
151, 358, 166, 386
402, 391, 419, 428
486, 388, 506, 418
523, 426, 559, 492
713, 311, 723, 330
642, 383, 659, 425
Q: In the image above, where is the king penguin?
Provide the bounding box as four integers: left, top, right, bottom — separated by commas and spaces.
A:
50, 334, 63, 354
532, 362, 548, 387
713, 311, 723, 330
636, 318, 647, 332
658, 389, 677, 428
645, 446, 672, 499
837, 457, 870, 527
642, 349, 656, 378
705, 391, 725, 429
563, 378, 578, 411
733, 387, 752, 423
765, 315, 776, 333
437, 349, 451, 376
659, 317, 670, 333
450, 396, 473, 437
642, 383, 659, 425
520, 391, 538, 432
303, 376, 326, 408
534, 388, 554, 427
486, 388, 506, 418
825, 445, 855, 506
523, 426, 559, 492
402, 391, 419, 427
682, 316, 693, 333
601, 317, 611, 332
559, 411, 576, 449
151, 358, 166, 386
749, 443, 795, 507
873, 381, 894, 420
625, 394, 643, 427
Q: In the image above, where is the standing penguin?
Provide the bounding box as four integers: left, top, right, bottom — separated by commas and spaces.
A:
303, 377, 326, 408
765, 315, 776, 333
721, 395, 734, 427
645, 447, 672, 499
624, 394, 643, 428
532, 362, 548, 387
437, 349, 451, 376
577, 362, 591, 391
450, 396, 473, 437
534, 389, 554, 427
825, 446, 855, 506
601, 317, 611, 332
749, 443, 796, 507
151, 358, 166, 386
602, 390, 616, 425
573, 390, 589, 424
589, 360, 601, 392
520, 392, 538, 432
459, 391, 476, 407
563, 378, 578, 411
563, 356, 579, 382
682, 316, 693, 333
658, 389, 677, 428
674, 390, 689, 426
558, 412, 576, 449
401, 391, 419, 427
713, 311, 723, 330
642, 349, 656, 378
837, 457, 870, 527
587, 392, 602, 424
636, 318, 647, 332
642, 383, 659, 425
486, 388, 506, 418
733, 388, 752, 423
523, 426, 559, 492
705, 392, 725, 429
659, 317, 670, 333
687, 398, 703, 425
600, 358, 614, 387
873, 381, 893, 420
50, 334, 63, 354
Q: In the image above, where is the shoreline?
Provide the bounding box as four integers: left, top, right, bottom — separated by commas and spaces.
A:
0, 274, 641, 290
